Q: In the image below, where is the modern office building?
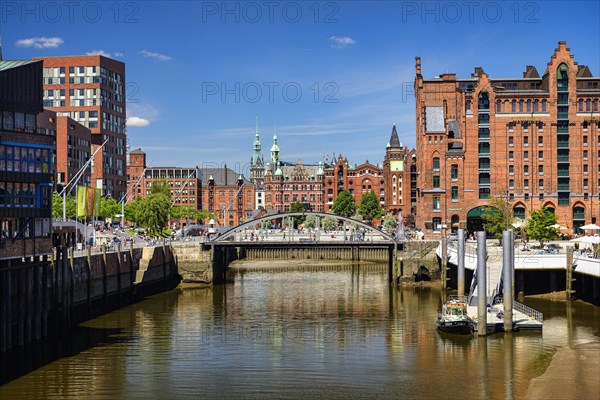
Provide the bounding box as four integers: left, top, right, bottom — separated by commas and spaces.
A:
0, 59, 55, 260
33, 55, 127, 200
415, 41, 599, 238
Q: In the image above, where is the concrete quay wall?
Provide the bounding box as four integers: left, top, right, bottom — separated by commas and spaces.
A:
0, 245, 180, 354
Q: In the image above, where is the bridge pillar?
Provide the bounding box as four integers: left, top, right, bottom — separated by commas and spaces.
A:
566, 246, 574, 300
457, 228, 466, 296
477, 231, 488, 336
388, 245, 394, 284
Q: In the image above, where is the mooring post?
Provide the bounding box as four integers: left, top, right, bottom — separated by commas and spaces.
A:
477, 231, 487, 336
566, 246, 574, 300
441, 237, 447, 290
388, 245, 394, 284
503, 229, 513, 332
457, 228, 465, 296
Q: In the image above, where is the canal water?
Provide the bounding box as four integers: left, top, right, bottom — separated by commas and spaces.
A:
1, 263, 599, 399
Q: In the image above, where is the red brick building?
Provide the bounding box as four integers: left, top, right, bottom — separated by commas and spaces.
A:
264, 159, 325, 213
323, 125, 417, 222
201, 166, 255, 227
415, 41, 600, 238
37, 110, 92, 190
324, 155, 384, 212
33, 55, 127, 200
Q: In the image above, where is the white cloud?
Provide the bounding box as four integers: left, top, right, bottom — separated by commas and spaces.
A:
329, 36, 356, 48
114, 52, 124, 57
139, 50, 172, 62
86, 50, 111, 57
15, 37, 64, 49
127, 116, 150, 127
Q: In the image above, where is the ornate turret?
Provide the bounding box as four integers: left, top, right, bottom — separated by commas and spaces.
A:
270, 131, 280, 166
389, 123, 401, 148
250, 117, 265, 186
317, 161, 324, 177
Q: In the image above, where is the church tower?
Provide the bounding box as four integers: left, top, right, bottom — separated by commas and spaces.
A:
383, 124, 405, 214
250, 117, 264, 187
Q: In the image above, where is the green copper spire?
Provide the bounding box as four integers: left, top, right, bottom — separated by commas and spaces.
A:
251, 117, 263, 166
270, 128, 280, 166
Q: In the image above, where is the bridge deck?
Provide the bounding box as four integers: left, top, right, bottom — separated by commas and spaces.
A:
204, 240, 399, 249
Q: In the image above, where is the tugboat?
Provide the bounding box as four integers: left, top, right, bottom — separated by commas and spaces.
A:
436, 296, 472, 335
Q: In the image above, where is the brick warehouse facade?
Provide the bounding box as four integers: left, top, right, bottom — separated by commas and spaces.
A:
415, 42, 600, 238
33, 55, 127, 200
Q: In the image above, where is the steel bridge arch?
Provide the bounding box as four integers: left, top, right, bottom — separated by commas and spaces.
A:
211, 212, 395, 242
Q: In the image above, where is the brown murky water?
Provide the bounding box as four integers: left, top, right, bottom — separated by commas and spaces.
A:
1, 263, 598, 399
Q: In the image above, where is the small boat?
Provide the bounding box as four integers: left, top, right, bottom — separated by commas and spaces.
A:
436, 296, 472, 335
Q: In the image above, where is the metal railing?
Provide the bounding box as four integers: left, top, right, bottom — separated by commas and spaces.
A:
493, 296, 543, 322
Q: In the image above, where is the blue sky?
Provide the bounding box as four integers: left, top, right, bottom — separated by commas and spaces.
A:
3, 1, 599, 176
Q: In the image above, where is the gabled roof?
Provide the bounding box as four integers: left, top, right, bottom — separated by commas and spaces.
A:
201, 167, 252, 186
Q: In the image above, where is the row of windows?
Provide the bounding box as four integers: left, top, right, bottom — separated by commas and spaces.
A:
0, 183, 52, 209
0, 145, 53, 174
1, 111, 37, 133
1, 217, 51, 240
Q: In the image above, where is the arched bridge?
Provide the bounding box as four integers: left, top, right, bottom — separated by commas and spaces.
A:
204, 212, 405, 285
211, 211, 396, 243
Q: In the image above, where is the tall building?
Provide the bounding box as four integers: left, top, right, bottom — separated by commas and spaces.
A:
201, 166, 255, 227
0, 59, 55, 260
261, 133, 325, 213
323, 154, 384, 212
33, 55, 127, 200
37, 110, 92, 191
415, 41, 600, 238
250, 118, 265, 186
383, 124, 418, 218
127, 149, 202, 227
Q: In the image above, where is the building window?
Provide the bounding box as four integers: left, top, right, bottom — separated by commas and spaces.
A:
508, 136, 514, 146
524, 165, 529, 175
538, 136, 543, 146
583, 135, 588, 146
508, 122, 514, 132
583, 164, 588, 174
538, 151, 543, 160
534, 99, 539, 112
524, 151, 529, 161
524, 136, 529, 146
526, 100, 531, 113
583, 179, 588, 189
451, 186, 458, 201
524, 179, 529, 189
509, 165, 514, 175
451, 164, 458, 180
496, 100, 501, 112
539, 179, 544, 189
519, 100, 524, 112
538, 122, 543, 132
583, 150, 588, 160
509, 179, 514, 189
523, 123, 529, 132
433, 175, 440, 188
509, 151, 514, 161
433, 157, 440, 171
539, 165, 544, 175
542, 100, 547, 112
511, 100, 516, 112
466, 100, 471, 112
433, 196, 440, 211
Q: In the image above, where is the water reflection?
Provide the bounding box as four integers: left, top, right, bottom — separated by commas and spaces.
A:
0, 263, 598, 399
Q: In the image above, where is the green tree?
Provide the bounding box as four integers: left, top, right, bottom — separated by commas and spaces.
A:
52, 193, 77, 219
137, 193, 172, 237
303, 214, 317, 229
358, 190, 384, 222
331, 190, 356, 218
150, 180, 171, 198
525, 207, 557, 245
100, 197, 120, 220
321, 215, 337, 231
382, 213, 398, 233
124, 196, 143, 226
482, 196, 514, 241
290, 201, 306, 227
